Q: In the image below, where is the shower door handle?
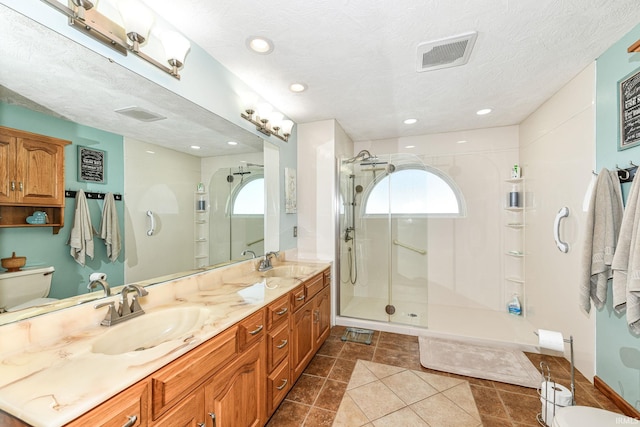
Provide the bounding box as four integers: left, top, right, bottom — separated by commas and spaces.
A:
553, 207, 569, 253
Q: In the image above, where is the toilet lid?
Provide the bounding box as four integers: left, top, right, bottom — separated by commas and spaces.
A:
553, 406, 623, 427
7, 297, 58, 312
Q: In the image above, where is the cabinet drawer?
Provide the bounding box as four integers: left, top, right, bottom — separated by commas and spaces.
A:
66, 381, 148, 427
266, 293, 290, 330
267, 359, 290, 417
323, 268, 331, 287
151, 326, 237, 419
291, 284, 306, 312
238, 309, 266, 351
305, 273, 324, 300
267, 320, 289, 372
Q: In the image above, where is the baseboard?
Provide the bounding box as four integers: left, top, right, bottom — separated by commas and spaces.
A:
594, 376, 640, 419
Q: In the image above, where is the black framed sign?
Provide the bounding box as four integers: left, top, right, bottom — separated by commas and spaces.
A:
78, 146, 106, 183
619, 68, 640, 150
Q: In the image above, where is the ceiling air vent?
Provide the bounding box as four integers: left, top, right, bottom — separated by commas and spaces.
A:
115, 106, 166, 122
417, 31, 477, 72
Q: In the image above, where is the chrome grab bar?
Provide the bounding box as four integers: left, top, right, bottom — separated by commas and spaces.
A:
393, 239, 426, 255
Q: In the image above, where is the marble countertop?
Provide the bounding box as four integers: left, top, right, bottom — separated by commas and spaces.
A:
0, 259, 330, 427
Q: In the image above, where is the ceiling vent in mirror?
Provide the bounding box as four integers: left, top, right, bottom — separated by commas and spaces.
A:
417, 31, 477, 72
115, 106, 166, 122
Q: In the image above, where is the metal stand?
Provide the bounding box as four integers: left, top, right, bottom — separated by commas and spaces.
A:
535, 335, 575, 426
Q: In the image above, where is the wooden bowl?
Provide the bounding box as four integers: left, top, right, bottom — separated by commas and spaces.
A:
1, 252, 26, 272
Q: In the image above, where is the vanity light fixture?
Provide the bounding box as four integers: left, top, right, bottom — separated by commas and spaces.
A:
241, 102, 294, 142
41, 0, 191, 79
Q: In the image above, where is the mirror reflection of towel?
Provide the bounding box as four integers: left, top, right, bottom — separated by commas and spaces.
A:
68, 189, 96, 266
100, 192, 121, 262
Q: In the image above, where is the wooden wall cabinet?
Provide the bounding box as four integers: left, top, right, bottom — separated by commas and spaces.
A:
0, 126, 70, 234
64, 267, 331, 427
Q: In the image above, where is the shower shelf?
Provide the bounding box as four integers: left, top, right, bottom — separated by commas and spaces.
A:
506, 223, 524, 228
503, 177, 526, 318
506, 251, 524, 257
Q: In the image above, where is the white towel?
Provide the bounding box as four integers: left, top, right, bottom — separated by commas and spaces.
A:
579, 169, 623, 312
68, 189, 96, 266
100, 192, 121, 262
612, 171, 640, 332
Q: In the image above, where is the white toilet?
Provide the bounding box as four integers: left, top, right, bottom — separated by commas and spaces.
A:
552, 406, 627, 427
0, 266, 57, 312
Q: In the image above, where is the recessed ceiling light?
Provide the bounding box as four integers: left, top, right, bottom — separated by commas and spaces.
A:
405, 145, 416, 149
227, 141, 238, 146
457, 140, 468, 144
246, 36, 274, 54
190, 145, 201, 150
145, 150, 155, 154
403, 118, 418, 125
289, 83, 308, 93
476, 108, 492, 115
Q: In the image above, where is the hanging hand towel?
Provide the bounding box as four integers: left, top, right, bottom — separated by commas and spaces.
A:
100, 192, 121, 262
68, 189, 96, 266
612, 170, 640, 332
579, 169, 623, 312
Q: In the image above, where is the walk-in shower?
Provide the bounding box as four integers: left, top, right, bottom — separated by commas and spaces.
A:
338, 152, 429, 328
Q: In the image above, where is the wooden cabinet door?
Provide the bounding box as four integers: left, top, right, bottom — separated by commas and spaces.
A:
204, 342, 265, 427
290, 299, 314, 382
313, 286, 331, 350
15, 137, 65, 205
152, 387, 205, 427
0, 132, 16, 203
66, 381, 149, 427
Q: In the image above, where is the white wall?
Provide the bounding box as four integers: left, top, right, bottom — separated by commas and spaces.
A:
520, 63, 596, 379
124, 138, 201, 282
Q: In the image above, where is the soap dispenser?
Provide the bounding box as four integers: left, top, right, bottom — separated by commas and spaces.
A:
508, 294, 522, 316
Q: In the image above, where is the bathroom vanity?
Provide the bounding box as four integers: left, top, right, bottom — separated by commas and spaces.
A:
0, 258, 331, 427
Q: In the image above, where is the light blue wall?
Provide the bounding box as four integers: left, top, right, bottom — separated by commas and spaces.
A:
3, 0, 298, 252
0, 102, 125, 298
595, 23, 640, 410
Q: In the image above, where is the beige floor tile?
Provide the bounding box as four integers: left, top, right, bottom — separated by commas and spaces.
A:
332, 394, 370, 427
411, 393, 482, 427
347, 361, 379, 390
381, 369, 439, 405
442, 382, 481, 420
371, 407, 429, 427
360, 360, 406, 379
347, 381, 406, 421
414, 370, 465, 392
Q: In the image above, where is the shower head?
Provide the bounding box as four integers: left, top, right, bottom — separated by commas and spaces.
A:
344, 150, 375, 164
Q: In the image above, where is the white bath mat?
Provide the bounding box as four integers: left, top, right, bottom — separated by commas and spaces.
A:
419, 336, 542, 388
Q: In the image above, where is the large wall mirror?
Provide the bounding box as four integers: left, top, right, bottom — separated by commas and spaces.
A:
0, 5, 281, 325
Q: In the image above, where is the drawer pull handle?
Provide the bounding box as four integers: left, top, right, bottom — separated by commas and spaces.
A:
122, 415, 137, 427
10, 181, 15, 191
276, 378, 288, 390
249, 324, 264, 335
275, 307, 288, 315
296, 294, 305, 301
276, 339, 288, 349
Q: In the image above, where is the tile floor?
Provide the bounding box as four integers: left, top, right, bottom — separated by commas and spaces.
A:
266, 326, 622, 427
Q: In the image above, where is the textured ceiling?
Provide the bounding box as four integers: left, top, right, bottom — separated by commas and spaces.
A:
142, 0, 640, 141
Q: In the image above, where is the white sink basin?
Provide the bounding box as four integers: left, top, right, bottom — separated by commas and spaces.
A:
262, 265, 317, 278
91, 307, 208, 355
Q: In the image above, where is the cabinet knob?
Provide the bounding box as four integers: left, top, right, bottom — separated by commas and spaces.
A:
121, 415, 137, 427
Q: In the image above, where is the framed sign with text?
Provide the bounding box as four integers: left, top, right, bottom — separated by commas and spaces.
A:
619, 68, 640, 150
78, 146, 106, 183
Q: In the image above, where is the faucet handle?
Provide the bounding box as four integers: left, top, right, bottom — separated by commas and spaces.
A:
95, 301, 119, 326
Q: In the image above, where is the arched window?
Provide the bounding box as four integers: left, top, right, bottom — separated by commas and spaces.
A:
364, 167, 465, 217
232, 177, 264, 215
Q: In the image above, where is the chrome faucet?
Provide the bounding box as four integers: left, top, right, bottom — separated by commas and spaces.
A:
87, 279, 111, 297
258, 251, 279, 272
241, 250, 257, 259
95, 284, 149, 326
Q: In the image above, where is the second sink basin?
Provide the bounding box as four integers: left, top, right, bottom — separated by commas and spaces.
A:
91, 306, 209, 355
262, 265, 318, 278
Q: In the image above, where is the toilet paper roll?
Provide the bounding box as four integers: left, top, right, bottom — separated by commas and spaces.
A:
540, 381, 572, 426
538, 329, 565, 352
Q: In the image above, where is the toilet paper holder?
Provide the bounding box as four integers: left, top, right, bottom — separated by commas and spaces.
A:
534, 332, 575, 426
